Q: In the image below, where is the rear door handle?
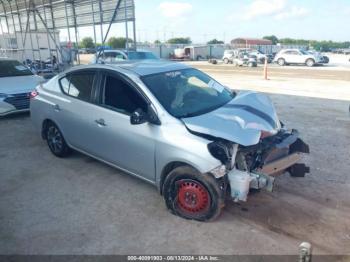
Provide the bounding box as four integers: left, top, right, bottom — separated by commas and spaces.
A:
95, 118, 106, 126
53, 104, 61, 112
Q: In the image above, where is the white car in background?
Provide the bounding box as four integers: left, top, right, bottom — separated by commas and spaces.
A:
274, 49, 323, 67
0, 58, 44, 116
248, 50, 273, 63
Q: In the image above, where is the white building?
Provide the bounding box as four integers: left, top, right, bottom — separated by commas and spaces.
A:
0, 30, 60, 61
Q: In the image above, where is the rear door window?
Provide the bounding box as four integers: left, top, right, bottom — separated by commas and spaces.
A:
59, 71, 96, 102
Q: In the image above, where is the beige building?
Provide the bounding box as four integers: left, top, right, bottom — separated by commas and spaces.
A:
0, 30, 60, 61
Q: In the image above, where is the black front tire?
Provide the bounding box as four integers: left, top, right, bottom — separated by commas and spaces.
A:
163, 166, 224, 221
45, 122, 71, 157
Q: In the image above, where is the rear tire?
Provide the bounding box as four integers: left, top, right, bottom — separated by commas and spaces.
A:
277, 58, 285, 66
45, 122, 71, 157
163, 166, 224, 221
306, 58, 315, 67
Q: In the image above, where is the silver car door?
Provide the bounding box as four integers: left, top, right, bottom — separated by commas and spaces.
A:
91, 71, 156, 181
55, 69, 102, 153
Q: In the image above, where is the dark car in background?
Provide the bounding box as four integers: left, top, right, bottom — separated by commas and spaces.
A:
91, 49, 159, 64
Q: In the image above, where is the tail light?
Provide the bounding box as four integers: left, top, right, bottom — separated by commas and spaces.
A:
30, 90, 38, 99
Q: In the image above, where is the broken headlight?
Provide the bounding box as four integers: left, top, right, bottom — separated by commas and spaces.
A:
207, 141, 231, 164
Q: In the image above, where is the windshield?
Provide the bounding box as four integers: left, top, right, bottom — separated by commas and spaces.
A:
300, 50, 309, 55
142, 68, 235, 118
0, 60, 33, 77
128, 52, 158, 60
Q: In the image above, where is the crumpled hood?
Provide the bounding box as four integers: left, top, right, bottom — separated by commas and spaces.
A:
0, 75, 43, 94
182, 91, 281, 146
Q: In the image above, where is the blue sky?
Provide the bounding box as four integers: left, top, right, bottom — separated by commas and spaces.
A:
56, 0, 350, 43
133, 0, 350, 43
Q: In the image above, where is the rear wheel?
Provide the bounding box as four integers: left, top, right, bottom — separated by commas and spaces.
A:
163, 166, 224, 221
46, 122, 71, 157
223, 58, 229, 64
306, 58, 315, 67
277, 58, 285, 66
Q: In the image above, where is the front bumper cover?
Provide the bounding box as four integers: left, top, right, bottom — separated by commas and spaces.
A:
256, 129, 310, 177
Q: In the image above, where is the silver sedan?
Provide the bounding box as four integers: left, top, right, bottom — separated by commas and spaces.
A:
30, 61, 309, 221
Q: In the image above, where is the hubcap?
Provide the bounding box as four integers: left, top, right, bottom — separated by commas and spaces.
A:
176, 179, 210, 214
47, 126, 63, 153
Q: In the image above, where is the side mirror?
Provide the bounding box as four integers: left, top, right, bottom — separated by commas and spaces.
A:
130, 106, 161, 126
130, 108, 147, 125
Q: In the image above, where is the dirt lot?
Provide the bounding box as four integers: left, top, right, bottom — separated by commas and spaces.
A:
0, 63, 350, 255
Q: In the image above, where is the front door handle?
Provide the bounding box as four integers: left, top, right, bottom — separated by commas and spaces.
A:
53, 104, 61, 112
95, 118, 106, 126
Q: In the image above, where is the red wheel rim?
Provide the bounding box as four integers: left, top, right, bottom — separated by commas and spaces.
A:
176, 179, 210, 215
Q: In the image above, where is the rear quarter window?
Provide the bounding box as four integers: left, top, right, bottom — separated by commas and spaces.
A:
59, 72, 96, 102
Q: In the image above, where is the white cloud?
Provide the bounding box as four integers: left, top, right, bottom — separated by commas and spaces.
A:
274, 6, 308, 20
244, 0, 287, 20
158, 2, 193, 18
241, 0, 308, 20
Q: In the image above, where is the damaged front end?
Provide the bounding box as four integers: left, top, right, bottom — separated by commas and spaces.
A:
182, 91, 310, 202
208, 128, 310, 202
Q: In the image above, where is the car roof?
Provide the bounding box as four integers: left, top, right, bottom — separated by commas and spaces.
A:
67, 61, 190, 77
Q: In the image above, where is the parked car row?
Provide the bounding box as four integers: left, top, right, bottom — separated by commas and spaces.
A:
221, 48, 332, 67
222, 49, 273, 66
91, 49, 159, 64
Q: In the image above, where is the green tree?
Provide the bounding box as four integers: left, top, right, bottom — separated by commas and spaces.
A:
263, 35, 279, 45
264, 36, 350, 50
167, 37, 192, 44
154, 40, 162, 44
80, 37, 95, 48
207, 39, 224, 44
107, 37, 133, 49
